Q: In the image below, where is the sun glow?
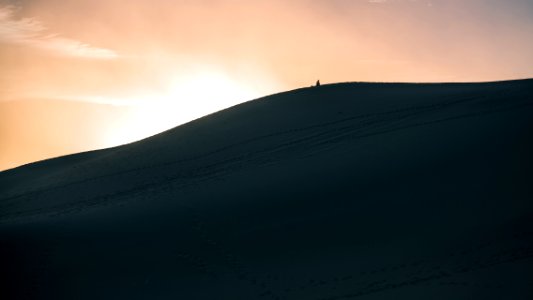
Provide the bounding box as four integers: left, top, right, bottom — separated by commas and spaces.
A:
103, 69, 269, 146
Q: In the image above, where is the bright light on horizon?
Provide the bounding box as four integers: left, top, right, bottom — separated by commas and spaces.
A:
102, 69, 279, 147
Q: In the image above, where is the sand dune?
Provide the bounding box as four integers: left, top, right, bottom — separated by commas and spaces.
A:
1, 79, 532, 299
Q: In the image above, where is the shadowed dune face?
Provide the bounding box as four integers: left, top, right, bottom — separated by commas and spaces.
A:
1, 80, 533, 299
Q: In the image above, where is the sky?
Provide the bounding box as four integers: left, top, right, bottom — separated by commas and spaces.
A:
1, 0, 532, 170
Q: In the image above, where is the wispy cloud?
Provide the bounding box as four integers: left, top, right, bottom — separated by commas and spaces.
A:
357, 59, 411, 65
0, 5, 118, 59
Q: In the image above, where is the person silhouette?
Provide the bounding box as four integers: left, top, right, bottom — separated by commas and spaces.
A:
316, 80, 321, 87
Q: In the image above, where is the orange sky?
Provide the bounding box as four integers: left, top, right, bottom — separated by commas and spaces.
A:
1, 0, 533, 170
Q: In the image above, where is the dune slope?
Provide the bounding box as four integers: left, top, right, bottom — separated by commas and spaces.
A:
1, 80, 533, 299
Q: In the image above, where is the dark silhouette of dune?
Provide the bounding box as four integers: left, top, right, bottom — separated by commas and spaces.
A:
1, 79, 533, 299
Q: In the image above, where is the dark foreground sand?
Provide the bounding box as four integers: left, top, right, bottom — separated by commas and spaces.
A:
1, 79, 532, 299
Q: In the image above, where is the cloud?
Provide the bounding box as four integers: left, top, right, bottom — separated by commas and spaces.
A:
0, 5, 117, 59
357, 59, 411, 65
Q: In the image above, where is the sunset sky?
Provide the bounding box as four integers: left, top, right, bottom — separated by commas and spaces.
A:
1, 0, 532, 170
